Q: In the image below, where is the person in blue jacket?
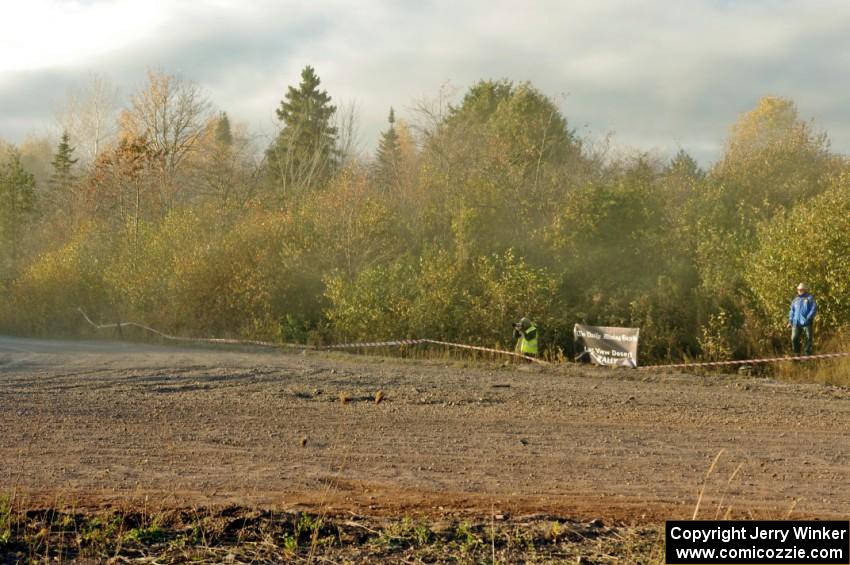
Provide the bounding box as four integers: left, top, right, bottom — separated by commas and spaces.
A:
787, 282, 817, 355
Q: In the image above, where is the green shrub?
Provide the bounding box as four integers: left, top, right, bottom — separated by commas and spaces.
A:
748, 173, 850, 336
0, 223, 111, 334
325, 248, 560, 350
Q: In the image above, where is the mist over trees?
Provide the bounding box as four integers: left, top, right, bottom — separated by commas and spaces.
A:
1, 68, 848, 363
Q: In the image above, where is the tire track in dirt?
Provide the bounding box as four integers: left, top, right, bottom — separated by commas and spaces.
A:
2, 336, 850, 522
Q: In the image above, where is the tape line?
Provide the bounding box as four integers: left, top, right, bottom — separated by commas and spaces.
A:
84, 308, 843, 369
640, 351, 850, 370
78, 309, 547, 364
78, 308, 301, 349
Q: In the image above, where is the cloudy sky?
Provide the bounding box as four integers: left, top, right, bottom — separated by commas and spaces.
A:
1, 0, 849, 165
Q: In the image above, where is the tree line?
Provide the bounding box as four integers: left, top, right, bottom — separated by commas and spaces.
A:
1, 66, 848, 362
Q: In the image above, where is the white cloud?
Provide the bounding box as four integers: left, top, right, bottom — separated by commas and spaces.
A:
0, 0, 172, 72
2, 0, 850, 164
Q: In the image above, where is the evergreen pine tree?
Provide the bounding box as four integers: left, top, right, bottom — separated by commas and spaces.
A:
662, 149, 703, 215
215, 112, 233, 147
0, 149, 37, 267
374, 108, 402, 190
667, 149, 703, 181
204, 112, 241, 205
265, 66, 338, 196
49, 131, 79, 193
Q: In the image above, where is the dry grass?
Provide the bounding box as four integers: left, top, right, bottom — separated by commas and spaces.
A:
769, 333, 850, 386
685, 332, 850, 386
0, 501, 667, 563
692, 449, 725, 520
772, 356, 850, 386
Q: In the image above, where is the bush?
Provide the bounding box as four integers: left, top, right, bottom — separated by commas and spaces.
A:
324, 257, 418, 341
748, 173, 850, 338
0, 223, 111, 334
165, 207, 280, 337
325, 248, 560, 350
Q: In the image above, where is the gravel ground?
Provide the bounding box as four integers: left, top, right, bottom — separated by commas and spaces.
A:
2, 335, 850, 523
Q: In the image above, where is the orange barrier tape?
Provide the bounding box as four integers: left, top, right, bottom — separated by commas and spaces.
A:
78, 308, 302, 349
81, 309, 850, 370
640, 351, 850, 370
78, 309, 547, 364
323, 339, 426, 349
321, 338, 546, 364
420, 339, 547, 365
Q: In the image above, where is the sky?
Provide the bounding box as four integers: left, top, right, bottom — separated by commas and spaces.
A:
1, 0, 849, 165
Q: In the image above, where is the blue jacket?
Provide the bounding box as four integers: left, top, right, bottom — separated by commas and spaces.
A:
789, 293, 817, 326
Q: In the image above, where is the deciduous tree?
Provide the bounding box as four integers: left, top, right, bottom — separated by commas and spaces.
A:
121, 70, 212, 206
193, 112, 258, 208
56, 73, 119, 166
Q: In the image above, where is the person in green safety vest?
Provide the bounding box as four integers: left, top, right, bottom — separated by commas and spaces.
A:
513, 317, 539, 358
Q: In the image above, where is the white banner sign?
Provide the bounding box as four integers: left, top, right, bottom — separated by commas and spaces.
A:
574, 324, 639, 368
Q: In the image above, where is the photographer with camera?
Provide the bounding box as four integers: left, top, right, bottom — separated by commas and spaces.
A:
513, 317, 538, 358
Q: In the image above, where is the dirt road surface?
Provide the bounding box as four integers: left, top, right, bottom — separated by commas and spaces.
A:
2, 336, 849, 523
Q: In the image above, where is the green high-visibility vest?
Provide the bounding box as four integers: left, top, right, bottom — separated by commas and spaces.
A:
520, 325, 538, 356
